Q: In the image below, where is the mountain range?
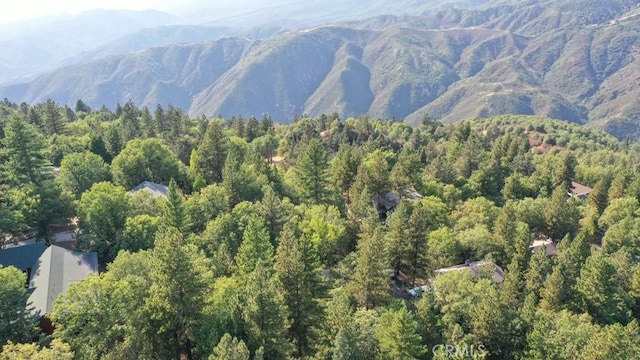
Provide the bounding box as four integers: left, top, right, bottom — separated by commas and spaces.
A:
1, 0, 640, 139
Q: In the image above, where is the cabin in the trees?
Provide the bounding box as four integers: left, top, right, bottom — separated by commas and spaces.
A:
434, 260, 504, 283
0, 243, 98, 333
569, 181, 592, 200
530, 238, 556, 257
129, 181, 169, 198
376, 187, 423, 220
28, 245, 98, 333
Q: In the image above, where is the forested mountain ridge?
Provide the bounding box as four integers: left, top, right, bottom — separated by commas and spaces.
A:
1, 99, 640, 358
1, 0, 639, 139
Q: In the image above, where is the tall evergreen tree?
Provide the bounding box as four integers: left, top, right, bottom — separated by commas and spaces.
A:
1, 116, 48, 186
501, 222, 533, 309
544, 186, 580, 240
330, 145, 360, 204
42, 98, 67, 135
241, 263, 292, 359
376, 305, 427, 360
209, 334, 250, 360
197, 120, 228, 184
259, 186, 288, 242
295, 139, 329, 204
162, 179, 191, 235
274, 224, 326, 357
235, 217, 274, 274
347, 213, 391, 309
575, 254, 634, 325
145, 228, 215, 360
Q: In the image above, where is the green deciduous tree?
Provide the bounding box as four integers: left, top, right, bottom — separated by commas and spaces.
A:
57, 152, 110, 198
111, 138, 185, 189
77, 182, 130, 261
0, 339, 73, 360
115, 215, 160, 255
298, 204, 348, 266
0, 266, 34, 346
186, 184, 229, 233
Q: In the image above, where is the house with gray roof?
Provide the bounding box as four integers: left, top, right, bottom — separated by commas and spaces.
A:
434, 260, 504, 283
129, 181, 169, 198
28, 245, 98, 318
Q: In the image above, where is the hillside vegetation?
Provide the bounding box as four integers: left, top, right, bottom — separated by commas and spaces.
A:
1, 100, 640, 359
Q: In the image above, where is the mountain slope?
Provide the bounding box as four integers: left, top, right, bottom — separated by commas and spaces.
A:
2, 0, 640, 139
0, 9, 175, 85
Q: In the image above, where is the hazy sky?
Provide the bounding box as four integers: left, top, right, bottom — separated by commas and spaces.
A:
0, 0, 187, 24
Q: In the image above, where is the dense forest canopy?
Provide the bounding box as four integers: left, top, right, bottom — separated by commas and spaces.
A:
1, 98, 640, 359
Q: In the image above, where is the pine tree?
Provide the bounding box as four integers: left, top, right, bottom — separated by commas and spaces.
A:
259, 186, 288, 243
376, 305, 427, 360
330, 145, 360, 204
575, 254, 633, 325
544, 186, 579, 240
347, 212, 391, 309
525, 245, 552, 299
242, 263, 293, 359
359, 149, 391, 206
145, 228, 214, 360
331, 326, 358, 360
295, 139, 329, 204
121, 100, 141, 142
274, 224, 326, 357
42, 98, 67, 135
210, 334, 250, 360
155, 104, 167, 135
75, 99, 91, 113
235, 217, 274, 274
1, 116, 48, 186
386, 201, 412, 277
197, 120, 228, 184
163, 179, 191, 235
552, 151, 576, 189
501, 222, 533, 309
140, 106, 156, 138
493, 202, 519, 265
587, 178, 609, 214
